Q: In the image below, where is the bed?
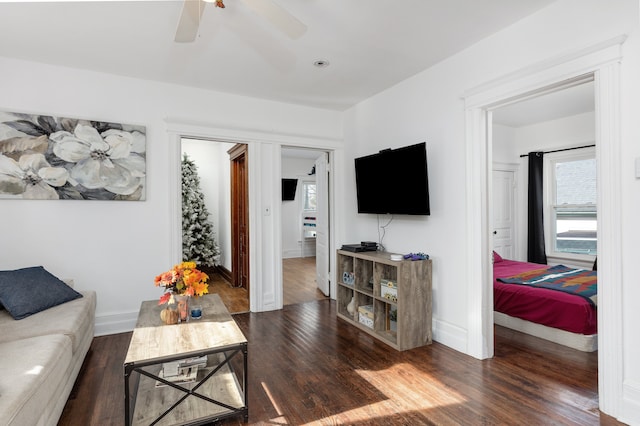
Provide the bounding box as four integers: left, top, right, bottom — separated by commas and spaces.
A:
493, 252, 597, 352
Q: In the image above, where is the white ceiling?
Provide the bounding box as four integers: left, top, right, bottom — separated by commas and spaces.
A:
0, 0, 556, 111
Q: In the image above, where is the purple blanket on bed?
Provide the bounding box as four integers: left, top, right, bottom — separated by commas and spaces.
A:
497, 264, 597, 306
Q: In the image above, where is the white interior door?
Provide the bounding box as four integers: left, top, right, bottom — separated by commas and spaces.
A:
315, 154, 330, 296
492, 169, 516, 259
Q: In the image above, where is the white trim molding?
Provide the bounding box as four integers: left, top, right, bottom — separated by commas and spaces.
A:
432, 318, 468, 354
464, 36, 626, 420
622, 380, 640, 425
465, 106, 493, 359
165, 117, 342, 148
594, 60, 624, 418
94, 311, 139, 336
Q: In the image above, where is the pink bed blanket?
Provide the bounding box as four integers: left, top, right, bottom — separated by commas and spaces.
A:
494, 258, 597, 335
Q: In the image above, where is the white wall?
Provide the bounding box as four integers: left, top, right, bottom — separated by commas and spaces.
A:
493, 112, 596, 165
492, 124, 518, 164
281, 157, 316, 258
0, 55, 342, 335
511, 111, 596, 154
182, 139, 234, 270
342, 0, 639, 422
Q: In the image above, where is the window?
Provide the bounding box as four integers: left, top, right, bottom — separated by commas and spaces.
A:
548, 151, 597, 257
302, 181, 317, 239
303, 182, 316, 211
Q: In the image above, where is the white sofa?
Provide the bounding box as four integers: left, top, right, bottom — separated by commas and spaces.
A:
0, 283, 96, 426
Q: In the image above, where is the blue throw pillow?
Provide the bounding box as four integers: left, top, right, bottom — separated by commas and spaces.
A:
0, 266, 82, 320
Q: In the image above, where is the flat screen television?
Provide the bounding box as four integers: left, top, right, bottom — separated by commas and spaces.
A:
354, 142, 430, 215
282, 178, 298, 201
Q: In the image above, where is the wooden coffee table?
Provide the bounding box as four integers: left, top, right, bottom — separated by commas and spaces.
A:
124, 294, 248, 425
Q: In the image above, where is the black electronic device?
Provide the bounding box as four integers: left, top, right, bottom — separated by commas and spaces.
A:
361, 241, 377, 248
281, 178, 298, 201
354, 142, 430, 215
341, 244, 377, 253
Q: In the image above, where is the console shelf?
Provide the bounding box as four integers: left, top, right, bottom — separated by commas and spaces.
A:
336, 249, 432, 351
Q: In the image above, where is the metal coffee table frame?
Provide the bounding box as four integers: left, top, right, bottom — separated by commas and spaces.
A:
123, 295, 248, 425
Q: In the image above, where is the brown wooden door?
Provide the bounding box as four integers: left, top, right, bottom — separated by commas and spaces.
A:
228, 144, 249, 291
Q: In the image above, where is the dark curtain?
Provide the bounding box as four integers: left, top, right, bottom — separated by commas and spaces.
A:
527, 152, 547, 264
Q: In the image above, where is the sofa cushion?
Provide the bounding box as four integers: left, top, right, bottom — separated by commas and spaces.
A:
0, 334, 73, 426
0, 266, 82, 320
0, 291, 95, 354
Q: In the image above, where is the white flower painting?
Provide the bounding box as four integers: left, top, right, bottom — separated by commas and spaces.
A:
0, 111, 146, 200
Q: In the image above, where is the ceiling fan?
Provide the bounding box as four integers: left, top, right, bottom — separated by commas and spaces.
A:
174, 0, 307, 43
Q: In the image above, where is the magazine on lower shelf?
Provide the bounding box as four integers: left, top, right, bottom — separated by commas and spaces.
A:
155, 366, 198, 387
176, 355, 208, 369
155, 355, 208, 388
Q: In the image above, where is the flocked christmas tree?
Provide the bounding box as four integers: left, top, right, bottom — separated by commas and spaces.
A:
182, 153, 220, 268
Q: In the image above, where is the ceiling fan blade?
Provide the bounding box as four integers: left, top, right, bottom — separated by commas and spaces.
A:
175, 0, 206, 43
242, 0, 307, 40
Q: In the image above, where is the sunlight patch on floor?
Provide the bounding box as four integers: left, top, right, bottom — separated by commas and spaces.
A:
255, 363, 467, 425
355, 362, 466, 407
261, 381, 285, 418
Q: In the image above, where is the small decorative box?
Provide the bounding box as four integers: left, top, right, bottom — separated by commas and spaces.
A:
380, 279, 398, 303
342, 271, 355, 286
358, 304, 374, 328
358, 304, 374, 320
358, 313, 374, 328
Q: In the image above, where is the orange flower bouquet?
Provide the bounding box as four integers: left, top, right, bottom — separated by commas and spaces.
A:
154, 261, 209, 305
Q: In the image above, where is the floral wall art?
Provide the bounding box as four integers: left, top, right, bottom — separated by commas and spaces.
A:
0, 111, 146, 200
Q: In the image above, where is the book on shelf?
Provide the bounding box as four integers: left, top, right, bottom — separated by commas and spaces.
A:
155, 355, 208, 387
162, 355, 208, 376
177, 355, 208, 369
155, 366, 198, 388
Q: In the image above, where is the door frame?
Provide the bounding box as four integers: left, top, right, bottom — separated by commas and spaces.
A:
166, 121, 342, 313
463, 37, 624, 416
279, 147, 337, 302
229, 143, 249, 291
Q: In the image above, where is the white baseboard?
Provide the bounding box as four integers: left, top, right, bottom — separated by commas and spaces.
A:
621, 380, 640, 425
282, 249, 301, 259
283, 248, 316, 258
94, 311, 138, 336
432, 318, 467, 354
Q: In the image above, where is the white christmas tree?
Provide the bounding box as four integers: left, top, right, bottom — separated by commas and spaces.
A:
181, 154, 220, 267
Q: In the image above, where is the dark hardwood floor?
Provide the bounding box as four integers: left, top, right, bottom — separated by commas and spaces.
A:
59, 300, 623, 425
200, 257, 326, 315
283, 256, 328, 305
200, 267, 249, 314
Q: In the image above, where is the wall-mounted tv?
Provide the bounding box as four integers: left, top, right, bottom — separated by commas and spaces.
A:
282, 178, 298, 201
354, 142, 430, 215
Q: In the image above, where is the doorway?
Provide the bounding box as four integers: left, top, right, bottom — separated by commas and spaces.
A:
181, 138, 249, 313
490, 81, 596, 348
281, 147, 331, 305
465, 41, 625, 412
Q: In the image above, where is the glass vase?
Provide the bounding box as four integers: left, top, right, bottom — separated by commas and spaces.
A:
175, 294, 190, 323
